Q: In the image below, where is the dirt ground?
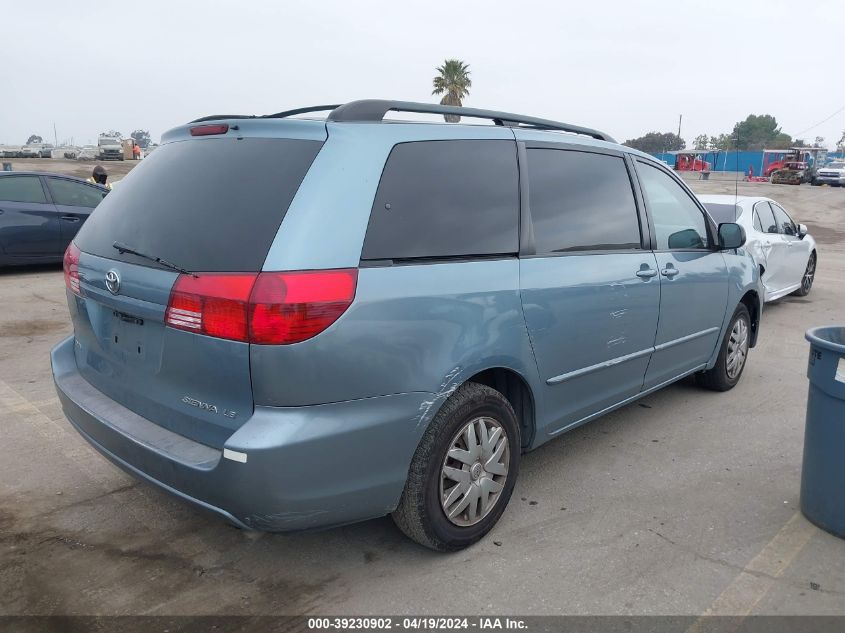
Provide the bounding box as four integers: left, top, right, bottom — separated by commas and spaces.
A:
0, 175, 844, 617
4, 157, 141, 181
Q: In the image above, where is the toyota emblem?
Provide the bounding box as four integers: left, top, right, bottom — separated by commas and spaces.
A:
105, 269, 121, 295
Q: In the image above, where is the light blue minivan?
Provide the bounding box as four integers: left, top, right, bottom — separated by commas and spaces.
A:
52, 100, 762, 550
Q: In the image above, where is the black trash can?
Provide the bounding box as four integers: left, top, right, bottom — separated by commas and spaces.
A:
801, 326, 845, 539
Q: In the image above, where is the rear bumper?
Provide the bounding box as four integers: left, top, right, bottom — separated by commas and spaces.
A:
51, 336, 432, 531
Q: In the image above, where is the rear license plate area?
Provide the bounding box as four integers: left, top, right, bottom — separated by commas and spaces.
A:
110, 310, 147, 360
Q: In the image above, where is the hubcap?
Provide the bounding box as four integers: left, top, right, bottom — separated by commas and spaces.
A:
803, 256, 816, 292
726, 317, 749, 379
440, 417, 509, 527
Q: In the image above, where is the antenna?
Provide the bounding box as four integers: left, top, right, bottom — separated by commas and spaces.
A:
734, 132, 739, 204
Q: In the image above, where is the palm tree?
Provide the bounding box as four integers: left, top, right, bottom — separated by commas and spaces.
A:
432, 59, 471, 123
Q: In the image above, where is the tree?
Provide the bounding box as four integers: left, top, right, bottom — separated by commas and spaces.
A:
731, 114, 791, 150
792, 138, 807, 148
623, 131, 685, 153
837, 131, 845, 153
26, 134, 43, 145
693, 134, 709, 150
131, 129, 152, 149
813, 136, 825, 148
100, 130, 123, 139
432, 59, 471, 123
769, 132, 793, 149
710, 134, 733, 150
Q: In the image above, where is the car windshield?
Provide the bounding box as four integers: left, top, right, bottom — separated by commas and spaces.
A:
826, 162, 845, 169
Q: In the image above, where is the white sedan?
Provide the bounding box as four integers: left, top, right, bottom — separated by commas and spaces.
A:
699, 195, 817, 302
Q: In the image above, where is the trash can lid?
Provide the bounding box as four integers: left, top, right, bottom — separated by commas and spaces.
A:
806, 326, 845, 355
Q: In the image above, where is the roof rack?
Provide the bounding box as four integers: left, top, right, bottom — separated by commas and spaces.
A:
327, 100, 614, 142
191, 100, 614, 142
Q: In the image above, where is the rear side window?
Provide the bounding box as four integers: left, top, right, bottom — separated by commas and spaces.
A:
755, 201, 778, 234
47, 178, 108, 208
74, 137, 323, 272
526, 149, 641, 253
0, 176, 47, 203
361, 140, 519, 260
771, 202, 796, 236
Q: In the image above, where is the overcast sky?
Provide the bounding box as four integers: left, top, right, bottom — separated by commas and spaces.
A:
3, 0, 844, 148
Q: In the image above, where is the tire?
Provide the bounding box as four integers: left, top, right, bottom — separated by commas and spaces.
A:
392, 382, 520, 551
696, 304, 751, 392
792, 252, 816, 297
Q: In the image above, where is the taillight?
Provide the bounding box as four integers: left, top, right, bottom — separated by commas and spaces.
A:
190, 124, 229, 136
165, 274, 255, 340
164, 269, 358, 345
63, 242, 81, 295
249, 269, 358, 344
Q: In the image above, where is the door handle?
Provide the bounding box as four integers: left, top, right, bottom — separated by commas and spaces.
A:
636, 268, 658, 279
60, 215, 80, 222
661, 267, 680, 278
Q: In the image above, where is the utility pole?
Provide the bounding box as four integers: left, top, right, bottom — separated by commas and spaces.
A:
53, 122, 58, 147
678, 114, 682, 140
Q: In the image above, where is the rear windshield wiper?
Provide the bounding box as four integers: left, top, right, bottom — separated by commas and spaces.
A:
112, 241, 198, 277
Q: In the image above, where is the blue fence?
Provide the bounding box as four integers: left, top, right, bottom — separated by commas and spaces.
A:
652, 151, 844, 175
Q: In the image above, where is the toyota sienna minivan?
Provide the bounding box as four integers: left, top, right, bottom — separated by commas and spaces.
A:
52, 100, 762, 551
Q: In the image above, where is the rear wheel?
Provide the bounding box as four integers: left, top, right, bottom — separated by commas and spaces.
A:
792, 252, 816, 297
392, 382, 520, 551
696, 304, 751, 392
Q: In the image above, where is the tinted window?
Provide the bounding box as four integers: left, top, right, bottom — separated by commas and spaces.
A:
361, 140, 518, 260
526, 149, 640, 253
74, 137, 323, 272
637, 162, 709, 249
0, 176, 47, 203
771, 202, 796, 236
752, 210, 763, 232
702, 203, 739, 225
755, 201, 778, 234
48, 178, 107, 208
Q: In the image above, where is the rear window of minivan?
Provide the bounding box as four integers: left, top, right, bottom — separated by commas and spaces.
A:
74, 137, 323, 272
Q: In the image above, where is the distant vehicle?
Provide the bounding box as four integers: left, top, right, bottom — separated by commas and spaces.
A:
813, 160, 845, 186
51, 99, 762, 551
97, 135, 124, 161
0, 172, 108, 266
762, 147, 827, 177
700, 195, 816, 301
20, 145, 41, 158
771, 161, 813, 185
672, 151, 711, 172
23, 143, 55, 158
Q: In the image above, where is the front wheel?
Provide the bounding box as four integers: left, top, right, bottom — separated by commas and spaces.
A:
792, 252, 816, 297
392, 382, 520, 551
696, 304, 751, 392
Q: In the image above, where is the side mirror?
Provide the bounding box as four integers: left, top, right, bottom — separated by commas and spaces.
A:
798, 223, 808, 239
667, 228, 706, 250
718, 222, 746, 250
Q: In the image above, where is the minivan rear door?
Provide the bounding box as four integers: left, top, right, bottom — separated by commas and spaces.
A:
517, 141, 660, 435
69, 127, 325, 448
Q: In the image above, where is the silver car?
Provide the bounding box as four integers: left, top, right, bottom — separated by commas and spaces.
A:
700, 195, 817, 301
